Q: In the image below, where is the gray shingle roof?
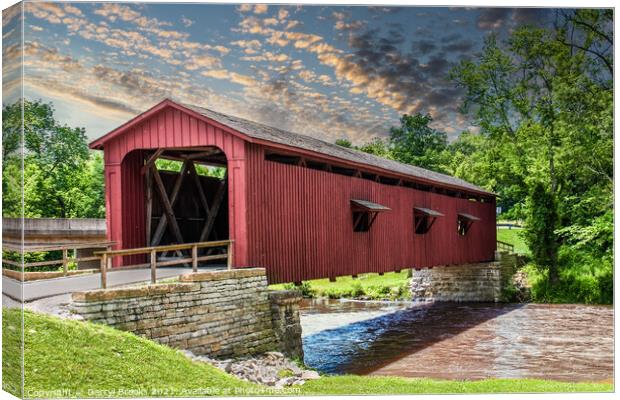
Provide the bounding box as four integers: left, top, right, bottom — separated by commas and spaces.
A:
414, 207, 445, 217
351, 199, 391, 211
181, 102, 493, 196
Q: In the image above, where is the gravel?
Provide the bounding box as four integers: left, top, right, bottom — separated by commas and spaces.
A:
181, 350, 320, 387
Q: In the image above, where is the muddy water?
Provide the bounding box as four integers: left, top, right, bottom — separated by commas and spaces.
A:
300, 299, 613, 382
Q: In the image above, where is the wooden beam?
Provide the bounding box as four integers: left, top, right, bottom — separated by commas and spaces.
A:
141, 148, 164, 175
62, 248, 68, 276
367, 212, 379, 230
145, 166, 153, 246
150, 250, 157, 284
188, 149, 222, 159
151, 164, 186, 245
192, 245, 198, 272
199, 174, 228, 242
188, 161, 211, 218
100, 253, 108, 289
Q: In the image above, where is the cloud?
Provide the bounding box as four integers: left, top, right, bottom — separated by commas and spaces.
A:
25, 2, 65, 24
278, 8, 289, 20
253, 4, 268, 14
476, 8, 511, 30
511, 8, 550, 26
442, 39, 474, 53
412, 40, 436, 55
332, 11, 366, 31
185, 53, 222, 70
201, 69, 258, 87
2, 3, 21, 28
241, 51, 289, 62
181, 16, 194, 27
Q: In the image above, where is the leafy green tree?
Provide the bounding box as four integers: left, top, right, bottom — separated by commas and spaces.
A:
335, 138, 353, 148
357, 137, 393, 159
2, 99, 104, 218
388, 113, 448, 172
523, 183, 559, 284
449, 10, 612, 301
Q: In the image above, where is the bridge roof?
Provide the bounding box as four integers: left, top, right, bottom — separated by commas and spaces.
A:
90, 99, 494, 197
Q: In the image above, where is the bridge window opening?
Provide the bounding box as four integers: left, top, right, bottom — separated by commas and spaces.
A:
378, 176, 400, 186
352, 211, 371, 232
414, 207, 444, 234
361, 172, 377, 181
350, 199, 391, 232
263, 151, 485, 201
332, 165, 357, 176
306, 160, 327, 171
457, 213, 480, 236
142, 147, 229, 266
265, 153, 300, 165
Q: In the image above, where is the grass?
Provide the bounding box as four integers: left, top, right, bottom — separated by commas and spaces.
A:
2, 308, 612, 397
497, 227, 530, 255
299, 375, 612, 395
2, 308, 261, 398
270, 271, 410, 300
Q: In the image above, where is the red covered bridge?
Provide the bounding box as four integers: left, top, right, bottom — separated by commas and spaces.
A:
90, 99, 497, 284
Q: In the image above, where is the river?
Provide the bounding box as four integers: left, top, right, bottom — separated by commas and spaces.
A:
300, 299, 613, 382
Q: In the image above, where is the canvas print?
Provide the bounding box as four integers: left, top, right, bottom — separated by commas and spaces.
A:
1, 2, 614, 398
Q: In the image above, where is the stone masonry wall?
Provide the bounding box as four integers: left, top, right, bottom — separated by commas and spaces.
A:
268, 290, 304, 360
71, 268, 303, 359
410, 253, 520, 302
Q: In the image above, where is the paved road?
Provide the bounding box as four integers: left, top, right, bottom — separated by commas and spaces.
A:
2, 266, 225, 302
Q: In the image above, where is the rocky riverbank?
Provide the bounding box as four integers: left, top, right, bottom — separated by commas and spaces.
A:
181, 350, 320, 387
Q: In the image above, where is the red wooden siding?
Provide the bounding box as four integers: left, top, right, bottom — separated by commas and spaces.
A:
245, 143, 496, 284
100, 105, 249, 266
94, 102, 496, 282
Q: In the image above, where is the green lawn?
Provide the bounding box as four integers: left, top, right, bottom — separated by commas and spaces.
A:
300, 375, 611, 395
270, 271, 410, 300
497, 228, 530, 255
2, 308, 611, 397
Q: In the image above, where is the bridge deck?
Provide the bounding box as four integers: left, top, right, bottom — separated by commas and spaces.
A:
2, 265, 226, 302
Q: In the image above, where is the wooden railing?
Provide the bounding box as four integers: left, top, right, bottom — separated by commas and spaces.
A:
496, 240, 515, 253
94, 240, 233, 288
2, 242, 114, 275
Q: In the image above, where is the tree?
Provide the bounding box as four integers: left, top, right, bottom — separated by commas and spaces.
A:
335, 138, 353, 148
2, 99, 104, 218
523, 183, 559, 284
357, 137, 393, 159
449, 10, 612, 299
388, 113, 448, 172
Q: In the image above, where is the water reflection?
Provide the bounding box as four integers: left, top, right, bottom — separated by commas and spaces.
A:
301, 300, 613, 382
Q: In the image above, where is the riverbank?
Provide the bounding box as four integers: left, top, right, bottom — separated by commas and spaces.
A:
3, 308, 612, 397
269, 271, 410, 300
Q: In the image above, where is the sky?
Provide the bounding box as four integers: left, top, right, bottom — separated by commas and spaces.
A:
3, 3, 556, 143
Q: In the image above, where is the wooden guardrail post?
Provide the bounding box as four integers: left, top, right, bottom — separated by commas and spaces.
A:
227, 242, 233, 270
100, 253, 108, 289
150, 250, 157, 284
62, 248, 68, 276
192, 245, 198, 272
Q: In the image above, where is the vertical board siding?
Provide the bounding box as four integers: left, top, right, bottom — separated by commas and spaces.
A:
245, 148, 496, 284
102, 106, 248, 266
101, 105, 496, 282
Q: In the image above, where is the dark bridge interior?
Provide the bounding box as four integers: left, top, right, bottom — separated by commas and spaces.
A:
144, 147, 229, 250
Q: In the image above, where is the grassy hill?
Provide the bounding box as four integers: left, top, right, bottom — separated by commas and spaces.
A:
2, 308, 611, 397
496, 228, 530, 255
